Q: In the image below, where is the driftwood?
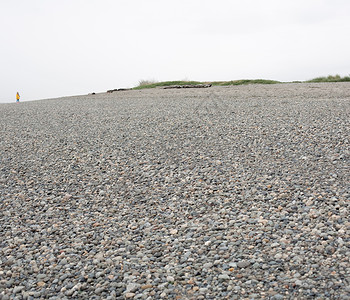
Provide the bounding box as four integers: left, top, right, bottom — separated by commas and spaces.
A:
107, 88, 132, 93
163, 84, 212, 89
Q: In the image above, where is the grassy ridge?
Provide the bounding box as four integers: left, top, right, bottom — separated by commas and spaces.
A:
134, 81, 203, 90
135, 79, 281, 89
132, 75, 350, 90
210, 79, 281, 86
306, 75, 350, 83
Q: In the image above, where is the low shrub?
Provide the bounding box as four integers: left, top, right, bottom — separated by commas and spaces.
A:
307, 75, 350, 82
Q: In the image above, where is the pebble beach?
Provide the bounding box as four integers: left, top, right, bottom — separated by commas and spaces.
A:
1, 83, 349, 299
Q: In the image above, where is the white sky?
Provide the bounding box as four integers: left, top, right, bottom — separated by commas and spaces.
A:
1, 0, 350, 103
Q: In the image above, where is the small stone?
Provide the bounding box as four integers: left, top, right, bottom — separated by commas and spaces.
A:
218, 274, 230, 280
274, 253, 283, 259
126, 283, 140, 293
95, 287, 105, 294
203, 262, 213, 269
37, 274, 46, 280
125, 292, 135, 298
65, 289, 75, 296
295, 280, 302, 286
228, 262, 237, 268
272, 294, 285, 300
141, 284, 153, 290
167, 275, 175, 282
13, 286, 25, 294
63, 193, 72, 201
237, 261, 250, 268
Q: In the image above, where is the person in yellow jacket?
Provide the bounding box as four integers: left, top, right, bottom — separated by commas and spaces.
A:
16, 92, 20, 102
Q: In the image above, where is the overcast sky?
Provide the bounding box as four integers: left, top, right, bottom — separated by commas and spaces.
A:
1, 0, 350, 103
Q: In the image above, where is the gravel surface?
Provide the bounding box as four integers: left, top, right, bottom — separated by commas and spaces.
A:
1, 83, 349, 299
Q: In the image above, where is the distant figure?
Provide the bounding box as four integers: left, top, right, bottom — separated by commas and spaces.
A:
16, 92, 20, 102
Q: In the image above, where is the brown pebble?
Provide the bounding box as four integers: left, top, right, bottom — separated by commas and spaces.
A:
141, 284, 153, 290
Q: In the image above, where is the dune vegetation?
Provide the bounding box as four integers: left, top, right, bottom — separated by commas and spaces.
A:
133, 75, 349, 89
306, 74, 350, 83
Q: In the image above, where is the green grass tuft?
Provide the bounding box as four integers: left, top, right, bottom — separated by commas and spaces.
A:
307, 74, 350, 83
138, 79, 158, 86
